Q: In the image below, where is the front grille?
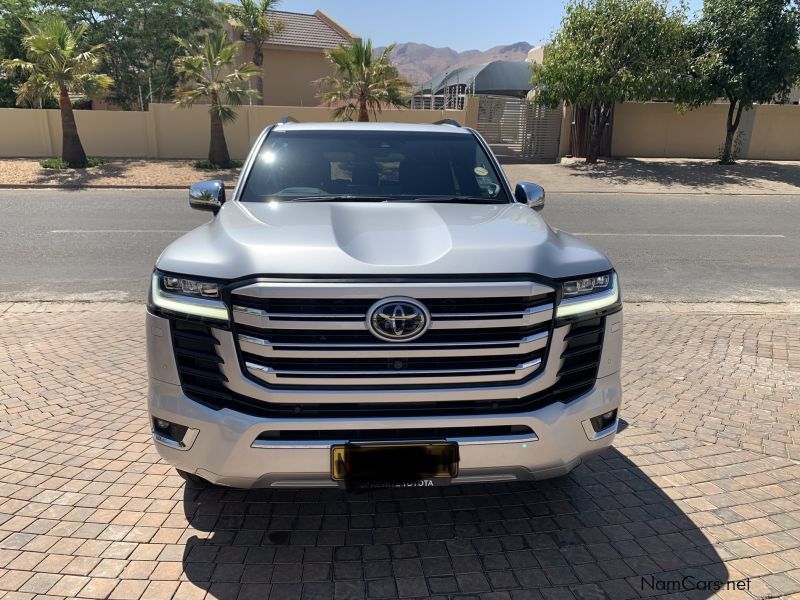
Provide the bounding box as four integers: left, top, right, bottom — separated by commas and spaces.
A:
167, 286, 612, 419
169, 313, 605, 418
230, 281, 556, 389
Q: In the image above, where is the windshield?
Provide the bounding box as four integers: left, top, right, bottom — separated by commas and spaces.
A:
239, 129, 510, 203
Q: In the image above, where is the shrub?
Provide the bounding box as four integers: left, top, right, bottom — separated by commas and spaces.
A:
194, 159, 243, 170
716, 131, 746, 165
40, 157, 106, 169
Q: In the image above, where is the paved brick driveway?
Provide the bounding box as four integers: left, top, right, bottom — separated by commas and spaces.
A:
0, 304, 798, 600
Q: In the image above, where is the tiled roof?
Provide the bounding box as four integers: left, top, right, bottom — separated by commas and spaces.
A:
265, 10, 352, 50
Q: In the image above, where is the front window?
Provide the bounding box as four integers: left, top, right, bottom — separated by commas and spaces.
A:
239, 130, 510, 204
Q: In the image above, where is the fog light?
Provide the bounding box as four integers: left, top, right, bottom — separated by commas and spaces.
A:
589, 409, 618, 433
152, 417, 189, 443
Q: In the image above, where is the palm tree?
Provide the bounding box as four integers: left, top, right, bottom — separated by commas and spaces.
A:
173, 30, 260, 166
2, 17, 112, 167
317, 39, 409, 122
223, 0, 284, 104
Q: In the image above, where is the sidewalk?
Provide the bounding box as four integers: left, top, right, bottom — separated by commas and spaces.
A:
1, 156, 799, 193
0, 158, 240, 189
505, 157, 800, 195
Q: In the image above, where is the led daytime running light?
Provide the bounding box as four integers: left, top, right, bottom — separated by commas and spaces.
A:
556, 274, 619, 318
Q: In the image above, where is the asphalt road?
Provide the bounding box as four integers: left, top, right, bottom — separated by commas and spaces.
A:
1, 188, 797, 302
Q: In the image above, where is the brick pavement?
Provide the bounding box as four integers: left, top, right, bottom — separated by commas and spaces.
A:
0, 304, 798, 600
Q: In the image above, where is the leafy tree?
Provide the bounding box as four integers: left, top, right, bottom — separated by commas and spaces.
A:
223, 0, 284, 105
44, 0, 222, 109
685, 0, 800, 164
2, 16, 112, 166
531, 0, 690, 163
317, 39, 408, 121
0, 0, 37, 107
173, 30, 260, 166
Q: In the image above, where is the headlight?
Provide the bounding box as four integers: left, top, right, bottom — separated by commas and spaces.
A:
562, 274, 611, 297
557, 272, 619, 318
162, 275, 220, 298
149, 272, 229, 322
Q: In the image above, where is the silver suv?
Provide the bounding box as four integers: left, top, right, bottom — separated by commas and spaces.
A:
147, 121, 622, 489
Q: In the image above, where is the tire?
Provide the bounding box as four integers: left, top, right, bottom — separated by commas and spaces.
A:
176, 469, 213, 489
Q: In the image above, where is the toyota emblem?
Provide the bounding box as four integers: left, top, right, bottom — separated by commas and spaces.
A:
366, 297, 430, 342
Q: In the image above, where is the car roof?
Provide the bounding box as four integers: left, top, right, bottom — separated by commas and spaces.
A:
270, 121, 471, 134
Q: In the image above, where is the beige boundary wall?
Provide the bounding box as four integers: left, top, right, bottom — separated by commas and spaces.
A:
610, 102, 800, 160
4, 99, 797, 161
0, 101, 477, 159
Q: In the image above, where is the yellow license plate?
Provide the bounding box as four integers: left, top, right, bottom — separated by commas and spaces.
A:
331, 442, 459, 485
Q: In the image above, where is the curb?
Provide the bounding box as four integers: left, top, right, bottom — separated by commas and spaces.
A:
0, 184, 233, 190
547, 190, 800, 196
0, 184, 795, 195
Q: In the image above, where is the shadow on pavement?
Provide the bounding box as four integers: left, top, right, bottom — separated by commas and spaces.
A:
561, 158, 800, 191
31, 161, 130, 186
180, 443, 730, 599
28, 158, 241, 187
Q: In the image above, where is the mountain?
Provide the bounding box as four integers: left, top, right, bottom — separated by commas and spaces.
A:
378, 42, 534, 85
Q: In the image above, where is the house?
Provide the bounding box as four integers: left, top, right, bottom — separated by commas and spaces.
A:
411, 61, 534, 110
236, 9, 357, 107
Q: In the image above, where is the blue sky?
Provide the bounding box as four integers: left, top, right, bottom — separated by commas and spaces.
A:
278, 0, 704, 52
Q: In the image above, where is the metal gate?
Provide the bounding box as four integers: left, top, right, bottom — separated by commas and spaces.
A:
475, 95, 563, 163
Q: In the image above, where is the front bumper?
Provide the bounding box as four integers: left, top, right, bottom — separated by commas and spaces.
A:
148, 372, 622, 488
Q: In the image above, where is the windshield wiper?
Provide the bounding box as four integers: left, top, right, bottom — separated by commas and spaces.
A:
404, 196, 506, 204
282, 195, 389, 202
277, 195, 506, 204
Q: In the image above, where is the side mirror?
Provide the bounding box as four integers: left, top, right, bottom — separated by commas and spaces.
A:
514, 182, 545, 211
189, 179, 225, 213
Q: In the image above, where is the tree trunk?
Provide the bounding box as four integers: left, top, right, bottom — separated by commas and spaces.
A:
357, 96, 369, 122
252, 45, 264, 105
584, 101, 612, 164
720, 98, 744, 164
584, 103, 602, 164
59, 86, 87, 166
208, 96, 231, 166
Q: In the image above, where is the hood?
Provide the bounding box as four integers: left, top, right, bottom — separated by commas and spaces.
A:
156, 201, 612, 279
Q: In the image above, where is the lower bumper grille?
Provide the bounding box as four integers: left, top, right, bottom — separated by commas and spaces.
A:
184, 384, 595, 419
255, 425, 535, 443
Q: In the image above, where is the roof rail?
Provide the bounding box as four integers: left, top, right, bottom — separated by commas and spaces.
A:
433, 118, 461, 127
277, 115, 298, 124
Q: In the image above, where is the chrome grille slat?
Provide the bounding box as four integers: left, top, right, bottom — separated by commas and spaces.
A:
238, 331, 548, 358
233, 281, 553, 299
230, 281, 555, 388
234, 311, 365, 330
431, 306, 549, 318
232, 303, 553, 330
246, 357, 542, 386
429, 307, 552, 329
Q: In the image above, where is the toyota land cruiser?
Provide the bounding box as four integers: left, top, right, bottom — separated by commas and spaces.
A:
147, 121, 622, 489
